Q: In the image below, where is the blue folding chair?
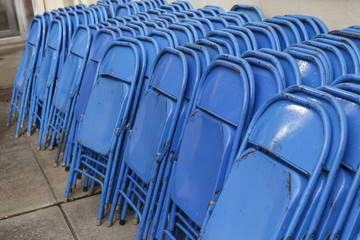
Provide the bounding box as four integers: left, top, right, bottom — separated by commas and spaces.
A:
230, 4, 265, 22
107, 48, 189, 240
7, 18, 42, 137
65, 41, 143, 226
314, 86, 360, 240
41, 26, 92, 165
157, 57, 255, 240
27, 19, 63, 150
63, 29, 121, 170
199, 93, 332, 240
283, 86, 347, 239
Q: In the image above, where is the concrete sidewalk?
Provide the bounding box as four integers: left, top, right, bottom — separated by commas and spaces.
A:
0, 46, 138, 240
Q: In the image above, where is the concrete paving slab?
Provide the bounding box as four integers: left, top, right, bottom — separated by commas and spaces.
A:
25, 132, 101, 201
0, 206, 75, 240
62, 195, 138, 240
0, 102, 56, 218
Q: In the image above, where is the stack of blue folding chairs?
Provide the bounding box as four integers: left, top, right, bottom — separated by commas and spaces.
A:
7, 0, 360, 238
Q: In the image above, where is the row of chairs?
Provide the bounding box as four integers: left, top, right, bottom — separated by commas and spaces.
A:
57, 4, 344, 240
7, 0, 360, 239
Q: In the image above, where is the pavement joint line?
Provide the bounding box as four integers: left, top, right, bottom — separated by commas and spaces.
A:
58, 205, 78, 240
0, 192, 101, 221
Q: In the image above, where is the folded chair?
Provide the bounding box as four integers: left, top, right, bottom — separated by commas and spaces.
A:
157, 57, 255, 240
107, 48, 190, 240
41, 26, 92, 166
199, 93, 332, 240
65, 41, 144, 226
7, 18, 42, 137
27, 19, 63, 150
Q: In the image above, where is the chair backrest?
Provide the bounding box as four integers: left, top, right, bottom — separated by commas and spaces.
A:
195, 39, 223, 60
259, 48, 301, 87
149, 29, 176, 48
123, 48, 188, 184
245, 25, 280, 50
285, 49, 327, 87
52, 26, 92, 113
244, 57, 284, 111
266, 18, 301, 45
136, 36, 160, 79
34, 19, 63, 101
304, 40, 346, 80
286, 15, 320, 39
14, 18, 42, 92
206, 30, 240, 56
74, 29, 120, 121
169, 58, 254, 226
230, 4, 265, 22
77, 42, 141, 156
242, 50, 286, 86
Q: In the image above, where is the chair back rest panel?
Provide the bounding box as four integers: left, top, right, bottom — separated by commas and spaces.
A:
77, 43, 139, 155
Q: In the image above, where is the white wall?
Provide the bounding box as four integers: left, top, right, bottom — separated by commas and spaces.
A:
34, 0, 360, 30
187, 0, 360, 30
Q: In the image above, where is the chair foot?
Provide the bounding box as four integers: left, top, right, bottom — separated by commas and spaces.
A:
133, 219, 139, 225
20, 125, 23, 129
53, 162, 58, 168
65, 198, 69, 202
115, 213, 121, 220
89, 188, 95, 194
96, 220, 102, 226
56, 135, 60, 140
49, 146, 54, 150
6, 123, 9, 127
119, 219, 126, 225
15, 134, 19, 139
27, 132, 31, 137
104, 204, 109, 210
36, 146, 41, 151
107, 221, 113, 227
32, 122, 36, 127
41, 146, 46, 151
36, 128, 39, 132
82, 186, 88, 192
65, 167, 70, 172
61, 161, 66, 167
